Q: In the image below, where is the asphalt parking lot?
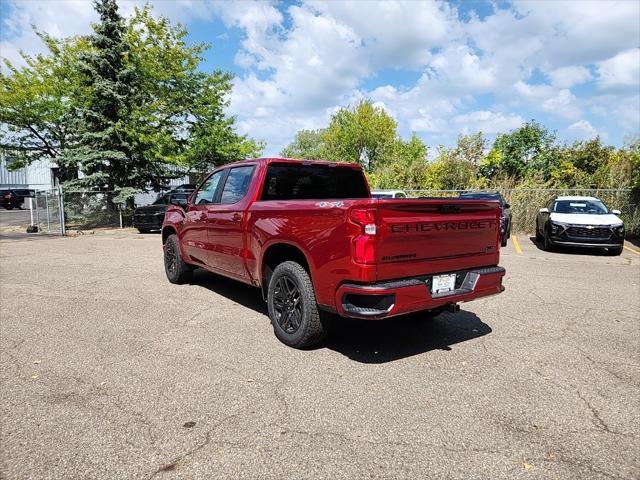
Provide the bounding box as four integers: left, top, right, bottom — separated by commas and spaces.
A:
0, 208, 31, 228
1, 230, 638, 479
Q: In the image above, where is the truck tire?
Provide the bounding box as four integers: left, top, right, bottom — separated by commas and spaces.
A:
138, 228, 151, 234
267, 261, 329, 348
163, 234, 193, 284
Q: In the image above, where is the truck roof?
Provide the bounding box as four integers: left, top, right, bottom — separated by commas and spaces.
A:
223, 157, 361, 169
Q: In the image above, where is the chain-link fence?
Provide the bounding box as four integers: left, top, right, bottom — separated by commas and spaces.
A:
62, 191, 133, 230
405, 188, 639, 235
33, 188, 64, 234
23, 186, 640, 237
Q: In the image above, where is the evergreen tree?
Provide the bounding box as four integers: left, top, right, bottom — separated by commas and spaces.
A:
65, 0, 173, 199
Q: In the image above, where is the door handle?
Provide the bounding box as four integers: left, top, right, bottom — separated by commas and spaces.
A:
232, 213, 242, 222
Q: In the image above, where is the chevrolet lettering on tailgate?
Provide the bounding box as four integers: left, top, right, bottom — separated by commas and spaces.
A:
390, 220, 497, 233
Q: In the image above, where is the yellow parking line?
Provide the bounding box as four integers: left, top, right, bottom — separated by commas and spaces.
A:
624, 245, 640, 255
511, 234, 522, 255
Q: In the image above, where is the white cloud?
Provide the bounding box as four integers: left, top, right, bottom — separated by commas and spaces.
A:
596, 48, 640, 90
0, 0, 212, 68
0, 0, 96, 67
541, 89, 581, 120
568, 120, 598, 140
426, 44, 496, 93
513, 82, 581, 120
452, 111, 524, 134
548, 66, 592, 88
2, 0, 639, 152
308, 0, 459, 69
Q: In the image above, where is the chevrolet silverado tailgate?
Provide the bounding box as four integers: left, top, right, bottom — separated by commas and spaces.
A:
374, 199, 501, 280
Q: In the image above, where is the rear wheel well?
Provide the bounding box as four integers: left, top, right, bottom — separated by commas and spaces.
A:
262, 243, 311, 298
162, 226, 177, 244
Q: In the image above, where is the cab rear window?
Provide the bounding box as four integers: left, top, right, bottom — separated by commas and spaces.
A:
261, 164, 368, 201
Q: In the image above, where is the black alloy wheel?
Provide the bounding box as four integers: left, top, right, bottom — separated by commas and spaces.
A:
272, 276, 303, 334
165, 240, 177, 276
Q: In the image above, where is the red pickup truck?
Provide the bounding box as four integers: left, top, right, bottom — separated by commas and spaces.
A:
162, 158, 505, 348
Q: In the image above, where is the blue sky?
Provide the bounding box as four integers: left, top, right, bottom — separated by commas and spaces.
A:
1, 0, 639, 156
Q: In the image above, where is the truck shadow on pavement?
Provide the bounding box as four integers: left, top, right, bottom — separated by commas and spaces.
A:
325, 311, 491, 363
190, 269, 491, 364
191, 269, 268, 314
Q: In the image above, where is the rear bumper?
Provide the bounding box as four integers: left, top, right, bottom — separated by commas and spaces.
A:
334, 266, 505, 319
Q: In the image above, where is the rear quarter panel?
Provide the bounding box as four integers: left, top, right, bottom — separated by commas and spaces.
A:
247, 199, 376, 307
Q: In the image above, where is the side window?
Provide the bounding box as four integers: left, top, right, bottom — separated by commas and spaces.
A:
193, 171, 224, 205
220, 166, 255, 205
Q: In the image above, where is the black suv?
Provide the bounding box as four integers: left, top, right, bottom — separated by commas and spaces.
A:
0, 189, 34, 210
133, 191, 191, 233
459, 191, 512, 247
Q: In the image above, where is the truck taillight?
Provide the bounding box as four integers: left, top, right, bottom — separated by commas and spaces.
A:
350, 207, 377, 264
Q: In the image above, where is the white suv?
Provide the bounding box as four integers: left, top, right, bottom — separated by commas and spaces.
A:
536, 196, 625, 255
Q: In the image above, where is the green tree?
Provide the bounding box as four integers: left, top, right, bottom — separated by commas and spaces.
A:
280, 129, 326, 159
453, 132, 486, 165
424, 144, 478, 190
122, 7, 262, 173
368, 133, 428, 189
321, 99, 398, 171
491, 120, 557, 180
594, 137, 640, 191
63, 0, 139, 193
1, 1, 262, 197
0, 33, 86, 182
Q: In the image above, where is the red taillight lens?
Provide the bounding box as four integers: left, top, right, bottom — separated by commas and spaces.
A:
350, 208, 375, 226
350, 207, 377, 264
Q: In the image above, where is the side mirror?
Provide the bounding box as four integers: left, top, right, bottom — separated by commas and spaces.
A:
539, 208, 549, 214
170, 197, 188, 208
611, 209, 621, 215
503, 203, 511, 209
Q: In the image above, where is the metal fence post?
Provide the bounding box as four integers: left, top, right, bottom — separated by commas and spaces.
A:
35, 192, 40, 229
58, 186, 66, 236
29, 197, 34, 226
45, 190, 51, 232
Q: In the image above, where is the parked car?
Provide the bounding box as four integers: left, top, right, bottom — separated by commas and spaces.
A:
0, 189, 34, 210
371, 189, 408, 199
161, 158, 506, 348
535, 196, 624, 255
459, 192, 511, 247
133, 192, 191, 233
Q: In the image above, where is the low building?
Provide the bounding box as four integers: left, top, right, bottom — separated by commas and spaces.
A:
0, 154, 193, 207
0, 155, 56, 190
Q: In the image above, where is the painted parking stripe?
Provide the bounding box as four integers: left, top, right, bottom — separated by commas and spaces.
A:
511, 235, 522, 255
623, 245, 640, 255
